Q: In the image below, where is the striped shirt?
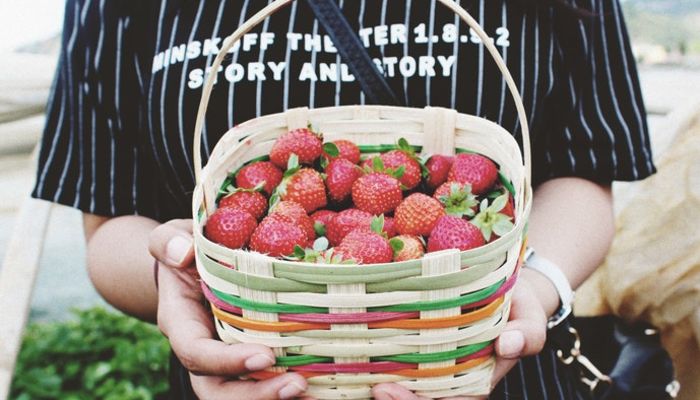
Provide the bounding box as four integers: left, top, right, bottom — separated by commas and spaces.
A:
33, 0, 654, 222
32, 1, 649, 397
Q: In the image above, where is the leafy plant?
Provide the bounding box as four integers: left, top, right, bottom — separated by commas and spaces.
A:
11, 307, 170, 400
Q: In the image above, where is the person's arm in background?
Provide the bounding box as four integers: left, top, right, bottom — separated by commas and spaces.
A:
83, 214, 309, 400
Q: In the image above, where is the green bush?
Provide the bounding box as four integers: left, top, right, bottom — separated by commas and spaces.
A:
11, 307, 170, 400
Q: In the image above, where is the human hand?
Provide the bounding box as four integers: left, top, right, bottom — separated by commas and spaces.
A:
372, 275, 547, 400
149, 219, 309, 399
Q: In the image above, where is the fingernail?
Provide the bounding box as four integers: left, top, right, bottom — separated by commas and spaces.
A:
278, 381, 305, 399
166, 235, 192, 265
244, 353, 275, 371
498, 330, 525, 358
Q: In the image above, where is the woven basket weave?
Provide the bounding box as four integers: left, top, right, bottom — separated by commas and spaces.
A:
191, 1, 533, 398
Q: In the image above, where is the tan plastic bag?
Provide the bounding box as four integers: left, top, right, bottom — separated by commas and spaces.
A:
576, 110, 700, 400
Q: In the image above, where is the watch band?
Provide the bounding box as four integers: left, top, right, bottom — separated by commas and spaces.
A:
523, 247, 575, 329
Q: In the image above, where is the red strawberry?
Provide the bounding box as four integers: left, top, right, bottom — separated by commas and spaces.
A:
427, 215, 485, 252
219, 189, 267, 220
425, 155, 454, 189
393, 235, 425, 262
325, 158, 362, 203
270, 128, 323, 168
249, 215, 307, 257
433, 181, 479, 218
447, 153, 499, 195
325, 139, 361, 164
277, 167, 327, 213
501, 193, 515, 220
311, 209, 337, 226
380, 150, 422, 190
235, 161, 283, 196
205, 207, 257, 249
335, 229, 394, 264
325, 208, 373, 246
351, 173, 402, 215
383, 216, 397, 238
310, 209, 337, 237
395, 193, 446, 236
270, 201, 315, 241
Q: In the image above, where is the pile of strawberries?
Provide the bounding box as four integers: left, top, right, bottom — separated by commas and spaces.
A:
204, 128, 515, 265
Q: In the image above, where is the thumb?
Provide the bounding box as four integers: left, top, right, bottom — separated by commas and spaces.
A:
149, 219, 195, 268
496, 281, 547, 360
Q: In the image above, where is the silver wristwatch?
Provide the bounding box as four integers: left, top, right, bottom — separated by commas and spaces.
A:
523, 247, 575, 329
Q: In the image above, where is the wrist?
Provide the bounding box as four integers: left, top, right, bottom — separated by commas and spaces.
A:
519, 268, 560, 318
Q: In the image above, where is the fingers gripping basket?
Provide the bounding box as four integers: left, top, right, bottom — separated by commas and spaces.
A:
192, 1, 532, 398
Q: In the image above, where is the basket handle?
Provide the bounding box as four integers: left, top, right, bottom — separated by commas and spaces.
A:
193, 0, 531, 190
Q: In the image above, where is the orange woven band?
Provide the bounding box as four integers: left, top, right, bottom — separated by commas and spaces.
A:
248, 355, 492, 380
211, 296, 504, 332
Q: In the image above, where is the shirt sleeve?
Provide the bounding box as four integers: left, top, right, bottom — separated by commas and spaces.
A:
532, 0, 656, 185
32, 0, 156, 218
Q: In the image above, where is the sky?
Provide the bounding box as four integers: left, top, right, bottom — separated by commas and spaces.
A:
0, 0, 65, 52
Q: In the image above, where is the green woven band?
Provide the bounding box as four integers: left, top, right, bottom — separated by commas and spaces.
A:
208, 278, 503, 314
199, 249, 503, 293
275, 341, 491, 366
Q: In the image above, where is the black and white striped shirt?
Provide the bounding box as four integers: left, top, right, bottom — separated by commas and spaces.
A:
33, 0, 654, 222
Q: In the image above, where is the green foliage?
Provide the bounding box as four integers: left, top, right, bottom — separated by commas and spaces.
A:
11, 307, 170, 400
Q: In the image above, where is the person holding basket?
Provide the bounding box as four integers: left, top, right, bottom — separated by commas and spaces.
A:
33, 0, 655, 398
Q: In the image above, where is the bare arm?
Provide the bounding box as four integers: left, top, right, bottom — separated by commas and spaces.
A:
83, 214, 161, 322
522, 177, 614, 316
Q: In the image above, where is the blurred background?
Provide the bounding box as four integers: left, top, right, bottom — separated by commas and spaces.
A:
0, 0, 699, 399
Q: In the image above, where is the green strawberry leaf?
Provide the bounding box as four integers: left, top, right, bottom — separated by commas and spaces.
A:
393, 165, 406, 179
268, 193, 281, 210
479, 199, 489, 213
314, 221, 326, 237
389, 237, 404, 253
287, 153, 299, 170
320, 157, 329, 170
313, 237, 329, 252
480, 225, 493, 241
283, 154, 301, 179
372, 156, 384, 171
323, 142, 340, 157
370, 215, 385, 235
441, 183, 478, 218
397, 137, 412, 153
490, 193, 508, 213
293, 245, 306, 259
493, 219, 514, 236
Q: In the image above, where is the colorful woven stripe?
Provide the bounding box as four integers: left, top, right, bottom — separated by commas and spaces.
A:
210, 296, 504, 332
286, 344, 494, 373
202, 272, 517, 325
248, 354, 493, 380
272, 341, 491, 367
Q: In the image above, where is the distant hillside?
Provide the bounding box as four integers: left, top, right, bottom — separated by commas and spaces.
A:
623, 0, 700, 54
623, 0, 700, 15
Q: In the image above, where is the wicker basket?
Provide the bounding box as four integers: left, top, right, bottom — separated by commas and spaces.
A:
191, 1, 532, 398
